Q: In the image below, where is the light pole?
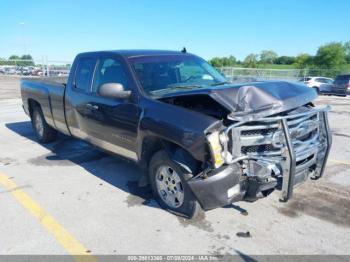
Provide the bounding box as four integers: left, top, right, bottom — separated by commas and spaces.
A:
19, 22, 27, 55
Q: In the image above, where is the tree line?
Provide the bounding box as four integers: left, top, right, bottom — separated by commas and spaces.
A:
3, 41, 350, 71
0, 55, 34, 66
209, 41, 350, 70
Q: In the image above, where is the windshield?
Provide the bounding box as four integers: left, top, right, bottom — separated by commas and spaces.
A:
129, 55, 227, 96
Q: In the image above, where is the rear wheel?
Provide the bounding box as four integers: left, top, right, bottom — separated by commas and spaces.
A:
31, 105, 57, 143
149, 150, 201, 218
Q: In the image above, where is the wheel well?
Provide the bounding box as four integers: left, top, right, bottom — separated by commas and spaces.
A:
140, 136, 201, 175
27, 99, 41, 117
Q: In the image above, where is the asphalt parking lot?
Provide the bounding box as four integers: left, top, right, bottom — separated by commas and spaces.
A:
0, 76, 350, 257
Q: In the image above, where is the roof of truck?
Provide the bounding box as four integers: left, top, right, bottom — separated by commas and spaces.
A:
78, 49, 189, 58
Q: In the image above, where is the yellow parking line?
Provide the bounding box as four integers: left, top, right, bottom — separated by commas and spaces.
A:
329, 159, 350, 166
0, 173, 98, 262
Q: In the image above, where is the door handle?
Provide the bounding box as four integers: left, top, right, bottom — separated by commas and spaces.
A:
86, 103, 99, 110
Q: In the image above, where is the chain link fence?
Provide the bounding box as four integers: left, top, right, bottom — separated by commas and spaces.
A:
217, 67, 346, 83
0, 59, 71, 77
1, 59, 348, 83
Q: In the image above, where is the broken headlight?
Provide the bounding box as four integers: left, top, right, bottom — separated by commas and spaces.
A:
207, 131, 224, 168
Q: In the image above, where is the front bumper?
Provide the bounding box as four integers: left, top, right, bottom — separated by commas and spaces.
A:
188, 106, 332, 210
187, 164, 243, 210
187, 161, 279, 210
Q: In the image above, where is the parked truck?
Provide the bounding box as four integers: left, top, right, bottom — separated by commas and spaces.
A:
21, 50, 332, 218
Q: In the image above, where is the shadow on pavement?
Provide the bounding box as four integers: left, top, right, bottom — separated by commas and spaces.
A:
5, 121, 158, 210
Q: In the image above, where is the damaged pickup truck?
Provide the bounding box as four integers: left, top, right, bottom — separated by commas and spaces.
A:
21, 50, 332, 218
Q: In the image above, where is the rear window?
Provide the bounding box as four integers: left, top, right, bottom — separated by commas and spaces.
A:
335, 75, 350, 84
315, 78, 332, 84
74, 57, 96, 92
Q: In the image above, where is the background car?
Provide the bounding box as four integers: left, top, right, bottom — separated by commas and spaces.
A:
331, 75, 350, 96
20, 67, 32, 76
4, 67, 16, 75
301, 77, 334, 94
30, 69, 43, 76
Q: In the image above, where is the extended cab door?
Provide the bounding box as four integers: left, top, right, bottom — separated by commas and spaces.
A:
65, 55, 139, 161
65, 56, 98, 140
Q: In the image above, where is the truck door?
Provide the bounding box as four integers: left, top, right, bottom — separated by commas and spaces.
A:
65, 56, 98, 140
78, 56, 139, 160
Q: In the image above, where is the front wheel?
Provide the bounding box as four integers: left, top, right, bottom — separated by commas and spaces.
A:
31, 105, 57, 143
149, 150, 201, 218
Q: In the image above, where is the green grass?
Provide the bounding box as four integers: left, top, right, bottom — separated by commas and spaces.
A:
257, 64, 296, 69
230, 64, 295, 69
230, 63, 350, 73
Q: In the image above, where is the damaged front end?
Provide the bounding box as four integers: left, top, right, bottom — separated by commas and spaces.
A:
188, 105, 332, 210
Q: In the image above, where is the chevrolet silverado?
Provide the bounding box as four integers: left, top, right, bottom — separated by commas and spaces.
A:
21, 50, 332, 218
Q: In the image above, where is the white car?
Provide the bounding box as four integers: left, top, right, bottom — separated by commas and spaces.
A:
301, 77, 334, 94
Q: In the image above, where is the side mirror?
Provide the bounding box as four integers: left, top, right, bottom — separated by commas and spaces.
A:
98, 83, 131, 99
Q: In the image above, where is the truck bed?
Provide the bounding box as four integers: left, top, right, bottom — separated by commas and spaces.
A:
21, 76, 68, 86
21, 77, 69, 135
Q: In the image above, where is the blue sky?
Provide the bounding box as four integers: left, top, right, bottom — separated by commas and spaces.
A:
1, 0, 349, 62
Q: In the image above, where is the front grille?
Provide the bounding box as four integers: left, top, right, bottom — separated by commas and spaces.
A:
223, 106, 325, 177
236, 109, 319, 158
222, 105, 331, 201
241, 128, 277, 136
241, 144, 276, 154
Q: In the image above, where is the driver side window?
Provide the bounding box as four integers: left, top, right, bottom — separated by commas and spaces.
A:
92, 58, 129, 93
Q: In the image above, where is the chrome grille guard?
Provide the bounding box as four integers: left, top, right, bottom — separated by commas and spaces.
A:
221, 105, 332, 202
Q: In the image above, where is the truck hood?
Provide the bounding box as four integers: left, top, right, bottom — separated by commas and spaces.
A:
160, 81, 317, 122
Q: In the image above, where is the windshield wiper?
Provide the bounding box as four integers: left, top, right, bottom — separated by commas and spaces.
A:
166, 84, 202, 90
151, 84, 202, 95
211, 81, 229, 86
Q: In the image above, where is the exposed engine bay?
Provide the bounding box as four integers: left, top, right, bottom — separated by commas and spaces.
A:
160, 94, 230, 120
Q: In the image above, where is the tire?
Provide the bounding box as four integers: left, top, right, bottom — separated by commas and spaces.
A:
31, 105, 57, 143
149, 150, 201, 218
